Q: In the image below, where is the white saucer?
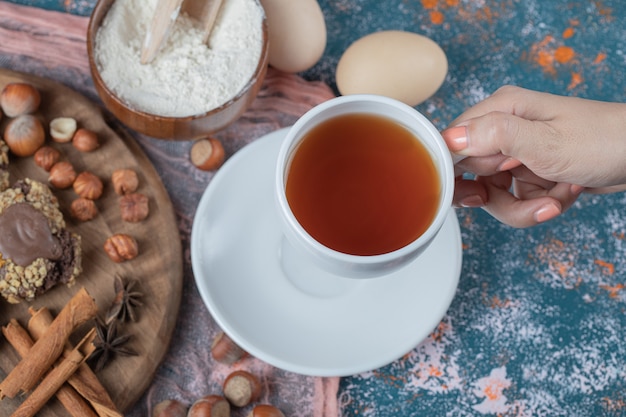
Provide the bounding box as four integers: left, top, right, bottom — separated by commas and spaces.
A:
190, 128, 462, 377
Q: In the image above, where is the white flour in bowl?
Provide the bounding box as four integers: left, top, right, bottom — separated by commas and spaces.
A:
94, 0, 264, 117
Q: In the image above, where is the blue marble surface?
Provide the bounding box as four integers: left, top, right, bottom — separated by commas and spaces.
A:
5, 0, 626, 415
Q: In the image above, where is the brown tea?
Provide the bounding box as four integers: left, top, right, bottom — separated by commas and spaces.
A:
285, 113, 440, 256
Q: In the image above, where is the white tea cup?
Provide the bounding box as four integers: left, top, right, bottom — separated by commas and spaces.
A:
275, 94, 455, 280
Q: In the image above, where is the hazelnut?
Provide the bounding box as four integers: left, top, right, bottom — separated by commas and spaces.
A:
223, 370, 261, 408
49, 117, 77, 143
70, 198, 98, 221
33, 145, 61, 171
211, 331, 247, 364
4, 114, 45, 156
0, 82, 41, 117
190, 138, 225, 171
72, 128, 100, 152
48, 161, 77, 189
104, 234, 138, 263
112, 168, 139, 195
246, 405, 285, 417
187, 395, 230, 417
153, 399, 188, 417
73, 171, 104, 200
119, 193, 149, 222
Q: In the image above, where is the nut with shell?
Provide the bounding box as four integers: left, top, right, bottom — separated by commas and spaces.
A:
211, 331, 248, 364
48, 161, 77, 189
33, 146, 61, 171
223, 370, 262, 408
190, 138, 225, 171
73, 171, 104, 200
4, 114, 45, 156
0, 82, 41, 117
152, 399, 188, 417
104, 233, 138, 263
70, 197, 98, 221
111, 168, 139, 195
247, 405, 285, 417
72, 128, 100, 152
187, 395, 230, 417
49, 117, 77, 143
119, 193, 149, 222
0, 139, 8, 165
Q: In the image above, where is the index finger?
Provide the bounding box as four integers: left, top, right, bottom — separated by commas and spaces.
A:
449, 86, 562, 126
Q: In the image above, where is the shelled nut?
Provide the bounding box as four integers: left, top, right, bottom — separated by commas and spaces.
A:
34, 146, 61, 171
72, 128, 100, 152
48, 161, 77, 189
119, 193, 149, 222
49, 117, 77, 143
104, 234, 138, 263
211, 331, 248, 364
223, 370, 261, 407
70, 198, 98, 222
111, 168, 139, 195
73, 171, 104, 200
187, 395, 230, 417
152, 399, 188, 417
0, 82, 41, 117
4, 114, 45, 156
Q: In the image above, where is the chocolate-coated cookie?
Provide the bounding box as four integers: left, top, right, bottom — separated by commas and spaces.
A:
0, 178, 82, 303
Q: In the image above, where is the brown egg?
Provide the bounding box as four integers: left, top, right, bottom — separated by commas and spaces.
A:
336, 31, 448, 106
260, 0, 326, 73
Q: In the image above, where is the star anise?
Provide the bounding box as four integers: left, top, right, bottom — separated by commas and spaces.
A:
89, 318, 137, 372
105, 275, 143, 324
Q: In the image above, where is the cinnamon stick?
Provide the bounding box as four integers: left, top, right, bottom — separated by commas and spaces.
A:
10, 329, 96, 417
28, 307, 123, 417
0, 287, 97, 398
1, 319, 98, 417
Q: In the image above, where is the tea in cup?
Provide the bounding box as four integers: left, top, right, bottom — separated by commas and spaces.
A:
275, 94, 455, 279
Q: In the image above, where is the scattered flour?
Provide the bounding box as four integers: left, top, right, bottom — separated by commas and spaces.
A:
94, 0, 264, 117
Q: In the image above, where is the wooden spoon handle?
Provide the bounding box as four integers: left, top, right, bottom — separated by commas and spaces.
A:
141, 0, 185, 64
182, 0, 225, 44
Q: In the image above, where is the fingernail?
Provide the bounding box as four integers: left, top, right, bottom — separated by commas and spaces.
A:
497, 157, 522, 172
442, 126, 468, 152
459, 194, 485, 208
533, 203, 561, 223
570, 184, 585, 195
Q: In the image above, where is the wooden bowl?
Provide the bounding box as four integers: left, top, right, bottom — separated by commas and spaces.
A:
86, 0, 269, 141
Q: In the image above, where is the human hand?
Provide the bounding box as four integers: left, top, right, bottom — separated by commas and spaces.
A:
441, 85, 626, 228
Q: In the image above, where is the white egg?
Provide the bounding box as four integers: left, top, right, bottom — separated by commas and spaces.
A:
336, 31, 448, 106
260, 0, 327, 73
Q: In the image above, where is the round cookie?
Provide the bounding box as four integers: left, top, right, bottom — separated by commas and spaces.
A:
0, 139, 8, 192
0, 178, 82, 303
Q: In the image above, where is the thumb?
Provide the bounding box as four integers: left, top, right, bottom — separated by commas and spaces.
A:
442, 111, 550, 161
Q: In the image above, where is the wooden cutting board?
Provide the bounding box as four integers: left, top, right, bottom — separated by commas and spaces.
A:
0, 69, 183, 415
